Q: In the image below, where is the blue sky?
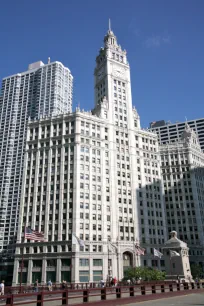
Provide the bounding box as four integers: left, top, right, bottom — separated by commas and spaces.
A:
0, 0, 204, 127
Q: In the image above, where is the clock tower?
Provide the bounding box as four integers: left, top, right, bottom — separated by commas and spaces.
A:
93, 21, 141, 260
94, 22, 139, 129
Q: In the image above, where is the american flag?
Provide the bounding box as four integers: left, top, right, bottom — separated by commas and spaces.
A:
25, 227, 45, 241
135, 244, 145, 255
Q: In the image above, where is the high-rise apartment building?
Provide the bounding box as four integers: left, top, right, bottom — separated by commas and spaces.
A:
0, 60, 73, 258
159, 124, 204, 268
12, 26, 167, 285
150, 119, 204, 151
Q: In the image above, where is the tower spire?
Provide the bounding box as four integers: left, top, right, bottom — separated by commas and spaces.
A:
109, 18, 111, 31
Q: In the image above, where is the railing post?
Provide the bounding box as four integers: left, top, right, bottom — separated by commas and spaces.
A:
152, 285, 156, 294
6, 294, 13, 306
141, 285, 145, 295
161, 284, 165, 293
116, 287, 121, 298
62, 290, 68, 305
101, 288, 106, 300
37, 292, 44, 306
83, 289, 89, 302
129, 286, 134, 297
184, 283, 189, 290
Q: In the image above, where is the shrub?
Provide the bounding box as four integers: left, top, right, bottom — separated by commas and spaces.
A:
123, 267, 166, 282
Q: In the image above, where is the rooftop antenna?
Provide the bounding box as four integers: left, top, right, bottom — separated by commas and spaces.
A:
48, 57, 50, 64
185, 116, 188, 122
109, 18, 111, 31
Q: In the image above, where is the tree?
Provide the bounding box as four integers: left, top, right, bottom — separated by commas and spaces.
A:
190, 264, 202, 279
123, 267, 166, 282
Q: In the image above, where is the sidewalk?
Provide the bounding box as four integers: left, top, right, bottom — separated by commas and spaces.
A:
73, 289, 204, 306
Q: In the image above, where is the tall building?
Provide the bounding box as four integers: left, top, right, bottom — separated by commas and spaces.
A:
160, 124, 204, 269
0, 60, 73, 260
150, 119, 204, 151
12, 25, 167, 285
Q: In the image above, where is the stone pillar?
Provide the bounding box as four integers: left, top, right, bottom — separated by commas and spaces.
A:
41, 258, 47, 285
112, 253, 117, 280
72, 254, 79, 283
12, 259, 19, 285
89, 256, 93, 282
118, 253, 123, 281
56, 258, 61, 284
103, 244, 109, 281
27, 259, 33, 285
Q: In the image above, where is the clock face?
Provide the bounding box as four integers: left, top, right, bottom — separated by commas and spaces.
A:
113, 66, 125, 78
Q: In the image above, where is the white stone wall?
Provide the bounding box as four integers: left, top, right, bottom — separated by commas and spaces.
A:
160, 131, 204, 268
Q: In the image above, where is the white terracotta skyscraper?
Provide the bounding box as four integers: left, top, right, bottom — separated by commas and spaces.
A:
12, 25, 167, 285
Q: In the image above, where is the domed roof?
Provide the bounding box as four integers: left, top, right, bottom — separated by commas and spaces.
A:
163, 231, 187, 249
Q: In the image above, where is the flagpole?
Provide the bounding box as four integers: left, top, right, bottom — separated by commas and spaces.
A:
133, 228, 136, 268
108, 240, 110, 281
20, 248, 24, 293
136, 241, 139, 267
116, 238, 119, 282
71, 231, 73, 285
20, 226, 26, 293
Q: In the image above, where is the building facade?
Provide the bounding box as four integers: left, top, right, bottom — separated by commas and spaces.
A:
150, 119, 204, 151
0, 60, 73, 260
160, 124, 204, 269
12, 27, 167, 285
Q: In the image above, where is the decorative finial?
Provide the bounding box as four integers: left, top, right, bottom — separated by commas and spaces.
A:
109, 18, 111, 31
170, 231, 177, 238
185, 116, 187, 122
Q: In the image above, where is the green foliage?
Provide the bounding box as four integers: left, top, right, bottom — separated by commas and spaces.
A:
190, 264, 202, 278
123, 267, 166, 282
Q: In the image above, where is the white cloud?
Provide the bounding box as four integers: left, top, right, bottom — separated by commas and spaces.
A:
145, 35, 171, 48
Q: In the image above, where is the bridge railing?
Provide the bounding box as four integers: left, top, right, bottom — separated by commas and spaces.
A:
4, 280, 177, 294
2, 282, 204, 306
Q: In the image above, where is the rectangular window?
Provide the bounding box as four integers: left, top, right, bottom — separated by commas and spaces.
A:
93, 270, 103, 282
93, 259, 103, 266
79, 259, 89, 266
79, 271, 89, 282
